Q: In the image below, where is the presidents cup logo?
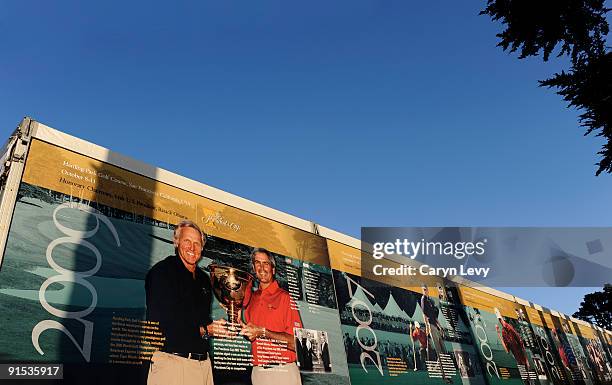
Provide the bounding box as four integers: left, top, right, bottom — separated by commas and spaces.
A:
202, 212, 240, 232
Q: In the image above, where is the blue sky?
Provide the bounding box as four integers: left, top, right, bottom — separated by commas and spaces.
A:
1, 1, 610, 315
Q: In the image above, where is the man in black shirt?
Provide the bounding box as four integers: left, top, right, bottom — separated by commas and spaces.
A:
145, 220, 222, 385
321, 331, 331, 372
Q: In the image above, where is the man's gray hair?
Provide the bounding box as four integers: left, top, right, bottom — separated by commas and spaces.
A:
173, 220, 206, 249
250, 247, 276, 269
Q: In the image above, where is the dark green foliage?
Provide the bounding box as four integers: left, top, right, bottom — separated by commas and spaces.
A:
481, 0, 608, 61
481, 0, 611, 174
540, 53, 612, 174
572, 284, 611, 329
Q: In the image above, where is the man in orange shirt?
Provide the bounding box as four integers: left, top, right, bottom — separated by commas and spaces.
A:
240, 248, 303, 385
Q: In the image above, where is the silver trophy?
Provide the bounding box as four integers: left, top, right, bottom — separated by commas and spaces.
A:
209, 264, 253, 327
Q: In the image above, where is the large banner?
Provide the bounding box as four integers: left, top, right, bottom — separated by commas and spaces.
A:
543, 313, 595, 385
595, 328, 612, 383
0, 139, 350, 385
522, 306, 574, 385
569, 321, 612, 385
329, 240, 487, 385
1, 137, 611, 385
459, 287, 560, 385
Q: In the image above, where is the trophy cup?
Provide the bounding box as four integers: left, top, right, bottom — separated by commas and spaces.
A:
209, 264, 253, 328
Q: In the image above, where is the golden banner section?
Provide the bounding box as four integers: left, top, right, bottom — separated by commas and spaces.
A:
574, 322, 595, 339
458, 286, 518, 318
540, 312, 558, 330
551, 314, 579, 336
567, 321, 580, 336
523, 306, 546, 327
22, 139, 328, 264
327, 240, 361, 274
